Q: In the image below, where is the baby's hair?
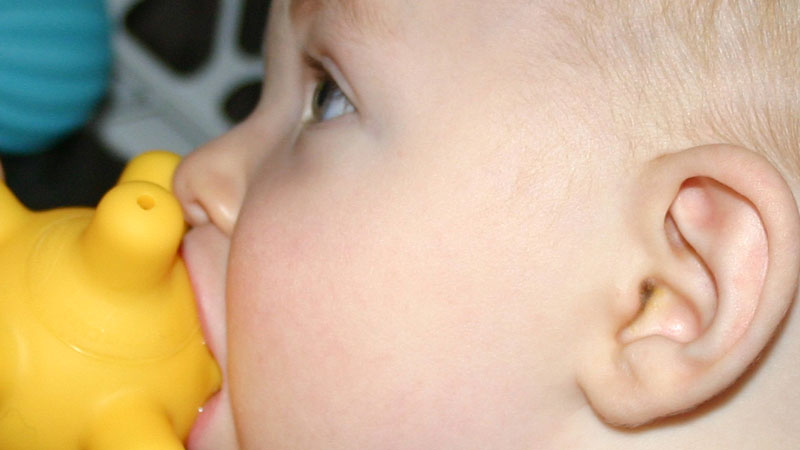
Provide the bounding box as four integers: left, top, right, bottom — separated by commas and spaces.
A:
548, 0, 799, 180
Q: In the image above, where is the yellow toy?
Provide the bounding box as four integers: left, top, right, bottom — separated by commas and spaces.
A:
0, 151, 221, 449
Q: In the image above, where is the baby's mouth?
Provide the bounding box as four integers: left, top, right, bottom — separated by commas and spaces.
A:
181, 224, 229, 372
181, 224, 237, 448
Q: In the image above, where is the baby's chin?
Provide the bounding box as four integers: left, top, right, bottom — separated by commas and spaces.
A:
182, 224, 237, 448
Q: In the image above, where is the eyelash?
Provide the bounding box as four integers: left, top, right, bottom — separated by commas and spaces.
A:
306, 56, 356, 123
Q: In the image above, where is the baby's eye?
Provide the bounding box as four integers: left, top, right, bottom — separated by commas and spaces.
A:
312, 76, 355, 122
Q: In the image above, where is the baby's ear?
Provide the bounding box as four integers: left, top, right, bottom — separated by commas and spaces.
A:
578, 145, 800, 427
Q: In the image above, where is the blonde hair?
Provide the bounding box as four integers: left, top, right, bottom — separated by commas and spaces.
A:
549, 0, 800, 178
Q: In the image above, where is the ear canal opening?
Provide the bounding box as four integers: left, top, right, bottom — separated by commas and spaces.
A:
620, 278, 703, 345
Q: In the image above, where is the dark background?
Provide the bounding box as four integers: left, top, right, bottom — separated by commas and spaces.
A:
2, 128, 124, 210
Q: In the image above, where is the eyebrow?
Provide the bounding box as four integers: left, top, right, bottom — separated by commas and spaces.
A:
289, 0, 394, 38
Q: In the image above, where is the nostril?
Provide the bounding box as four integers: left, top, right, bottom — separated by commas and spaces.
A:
173, 169, 207, 226
184, 200, 211, 227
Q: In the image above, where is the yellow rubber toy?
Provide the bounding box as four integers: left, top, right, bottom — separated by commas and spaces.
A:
0, 151, 221, 450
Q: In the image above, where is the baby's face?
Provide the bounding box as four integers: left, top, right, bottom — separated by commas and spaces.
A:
177, 0, 625, 448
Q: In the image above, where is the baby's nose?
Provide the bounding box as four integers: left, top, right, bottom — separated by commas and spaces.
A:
173, 138, 248, 236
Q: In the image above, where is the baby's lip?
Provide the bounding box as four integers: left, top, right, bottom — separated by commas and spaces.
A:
182, 224, 234, 447
182, 224, 229, 368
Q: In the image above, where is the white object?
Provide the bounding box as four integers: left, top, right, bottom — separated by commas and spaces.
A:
99, 0, 264, 158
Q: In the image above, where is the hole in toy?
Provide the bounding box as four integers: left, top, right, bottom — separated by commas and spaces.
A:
138, 194, 156, 210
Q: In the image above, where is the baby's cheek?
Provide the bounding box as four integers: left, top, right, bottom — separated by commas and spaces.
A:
224, 232, 425, 446
223, 159, 548, 447
226, 236, 533, 449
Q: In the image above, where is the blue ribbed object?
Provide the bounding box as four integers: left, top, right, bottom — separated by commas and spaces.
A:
0, 0, 111, 154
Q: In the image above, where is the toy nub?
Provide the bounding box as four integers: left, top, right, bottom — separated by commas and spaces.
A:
0, 150, 221, 450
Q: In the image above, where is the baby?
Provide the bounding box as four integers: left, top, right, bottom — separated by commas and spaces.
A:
14, 0, 799, 448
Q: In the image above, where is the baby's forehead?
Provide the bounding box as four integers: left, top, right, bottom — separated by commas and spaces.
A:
286, 0, 398, 39
282, 0, 567, 45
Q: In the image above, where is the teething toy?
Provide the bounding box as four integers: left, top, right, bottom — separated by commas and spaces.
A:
0, 150, 221, 449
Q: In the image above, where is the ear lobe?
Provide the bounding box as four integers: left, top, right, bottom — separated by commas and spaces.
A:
580, 145, 800, 427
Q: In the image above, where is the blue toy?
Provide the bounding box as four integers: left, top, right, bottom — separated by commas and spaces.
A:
0, 0, 111, 153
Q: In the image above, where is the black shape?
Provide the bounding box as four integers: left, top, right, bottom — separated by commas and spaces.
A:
2, 129, 125, 210
125, 0, 219, 75
238, 0, 271, 56
223, 80, 263, 123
